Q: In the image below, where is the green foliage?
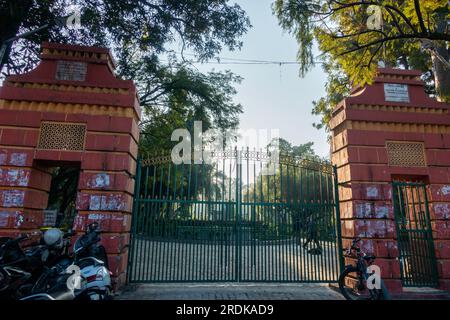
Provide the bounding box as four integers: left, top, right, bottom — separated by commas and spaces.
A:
1, 0, 250, 139
1, 1, 250, 218
137, 62, 243, 153
274, 0, 450, 130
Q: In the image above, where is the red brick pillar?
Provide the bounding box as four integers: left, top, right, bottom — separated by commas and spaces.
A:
330, 68, 450, 293
0, 42, 140, 289
0, 151, 51, 237
74, 127, 139, 287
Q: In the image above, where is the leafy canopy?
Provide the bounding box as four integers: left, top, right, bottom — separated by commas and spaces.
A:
274, 0, 450, 129
1, 0, 251, 147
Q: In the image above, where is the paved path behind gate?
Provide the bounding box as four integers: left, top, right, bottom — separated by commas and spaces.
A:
117, 283, 344, 300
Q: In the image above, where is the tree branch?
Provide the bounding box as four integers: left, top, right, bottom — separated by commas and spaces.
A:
413, 0, 428, 34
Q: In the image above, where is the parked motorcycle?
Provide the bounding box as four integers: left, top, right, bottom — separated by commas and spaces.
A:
31, 223, 112, 300
0, 222, 113, 300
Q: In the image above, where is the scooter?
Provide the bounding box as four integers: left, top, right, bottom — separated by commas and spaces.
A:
1, 224, 113, 300
71, 222, 112, 300
31, 223, 112, 300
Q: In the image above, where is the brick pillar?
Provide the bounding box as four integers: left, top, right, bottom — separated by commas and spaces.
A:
0, 149, 52, 238
73, 126, 139, 288
0, 42, 141, 289
330, 68, 450, 293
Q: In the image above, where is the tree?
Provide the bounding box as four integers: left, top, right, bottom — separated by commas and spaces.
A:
0, 1, 250, 221
0, 1, 250, 136
274, 0, 450, 129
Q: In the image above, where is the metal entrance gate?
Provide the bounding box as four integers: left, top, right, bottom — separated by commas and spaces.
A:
392, 181, 439, 287
128, 149, 343, 283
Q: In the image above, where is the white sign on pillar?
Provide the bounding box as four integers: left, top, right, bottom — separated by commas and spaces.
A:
384, 83, 410, 103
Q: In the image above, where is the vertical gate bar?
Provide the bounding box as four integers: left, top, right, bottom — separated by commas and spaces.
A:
267, 159, 271, 281
319, 169, 325, 281
149, 165, 157, 281
222, 158, 227, 280
239, 149, 243, 282
127, 157, 141, 283
200, 161, 206, 281
274, 160, 279, 281
415, 186, 426, 283
325, 171, 333, 281
228, 157, 232, 280
317, 169, 323, 281
415, 186, 428, 283
260, 159, 266, 281
140, 166, 150, 281
213, 162, 217, 281
141, 167, 150, 280
323, 170, 330, 281
392, 183, 407, 286
209, 161, 214, 281
177, 164, 185, 282
333, 165, 345, 278
411, 186, 424, 284
235, 148, 240, 282
280, 162, 285, 281
404, 184, 413, 285
170, 163, 178, 281
299, 166, 304, 281
213, 158, 223, 281
197, 163, 203, 281
253, 157, 257, 280
292, 165, 299, 282
306, 168, 312, 281
312, 169, 318, 281
162, 163, 171, 281
403, 185, 412, 286
193, 163, 199, 281
306, 169, 312, 281
286, 163, 293, 282
136, 165, 147, 281
155, 165, 165, 281
186, 163, 192, 282
422, 184, 439, 286
206, 162, 211, 282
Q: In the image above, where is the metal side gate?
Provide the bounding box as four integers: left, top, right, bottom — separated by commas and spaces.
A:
128, 149, 344, 283
392, 181, 439, 287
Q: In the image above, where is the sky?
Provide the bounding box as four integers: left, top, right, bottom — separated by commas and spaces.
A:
184, 0, 330, 158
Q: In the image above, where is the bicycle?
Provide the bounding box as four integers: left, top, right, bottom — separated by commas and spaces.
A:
338, 237, 391, 300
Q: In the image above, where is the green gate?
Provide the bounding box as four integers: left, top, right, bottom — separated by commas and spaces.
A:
128, 149, 343, 283
392, 181, 439, 287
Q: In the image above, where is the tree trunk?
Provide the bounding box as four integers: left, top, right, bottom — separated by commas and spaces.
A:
432, 13, 450, 103
432, 44, 450, 103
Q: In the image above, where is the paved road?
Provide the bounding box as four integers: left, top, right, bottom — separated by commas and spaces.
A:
129, 238, 340, 282
117, 283, 344, 300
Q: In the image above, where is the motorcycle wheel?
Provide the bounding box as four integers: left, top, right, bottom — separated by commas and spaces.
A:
338, 267, 379, 300
84, 287, 112, 301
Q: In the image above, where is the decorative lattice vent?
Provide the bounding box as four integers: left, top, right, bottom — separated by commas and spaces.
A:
38, 122, 86, 151
386, 141, 426, 167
